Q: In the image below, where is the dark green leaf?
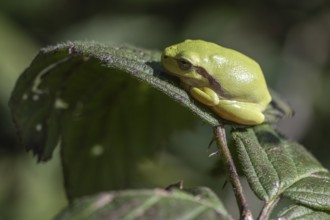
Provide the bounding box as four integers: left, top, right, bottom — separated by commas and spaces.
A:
284, 173, 330, 211
277, 204, 330, 220
55, 187, 231, 220
232, 124, 329, 211
9, 42, 206, 199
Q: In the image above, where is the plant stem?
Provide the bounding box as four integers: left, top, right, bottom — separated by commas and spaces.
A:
214, 125, 253, 220
258, 197, 280, 220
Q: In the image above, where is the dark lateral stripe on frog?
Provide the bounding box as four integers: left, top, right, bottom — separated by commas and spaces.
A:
194, 66, 231, 99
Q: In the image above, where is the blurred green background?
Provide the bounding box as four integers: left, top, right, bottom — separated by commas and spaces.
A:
0, 0, 329, 219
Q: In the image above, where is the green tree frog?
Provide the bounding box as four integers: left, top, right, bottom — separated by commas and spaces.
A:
161, 39, 272, 125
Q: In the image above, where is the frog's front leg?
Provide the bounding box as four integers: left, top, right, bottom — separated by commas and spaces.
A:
213, 100, 265, 125
189, 87, 220, 106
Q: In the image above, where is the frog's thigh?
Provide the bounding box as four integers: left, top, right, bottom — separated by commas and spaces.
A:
215, 100, 265, 125
190, 87, 219, 106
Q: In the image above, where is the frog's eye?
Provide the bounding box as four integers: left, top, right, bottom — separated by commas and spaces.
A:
177, 58, 192, 70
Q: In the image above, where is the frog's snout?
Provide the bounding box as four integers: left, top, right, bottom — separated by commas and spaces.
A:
161, 52, 170, 65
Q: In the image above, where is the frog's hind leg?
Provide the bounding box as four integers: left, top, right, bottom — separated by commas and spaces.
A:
212, 100, 265, 125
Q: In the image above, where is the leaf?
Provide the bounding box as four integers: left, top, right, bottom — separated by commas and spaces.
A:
8, 41, 216, 158
232, 124, 330, 211
284, 173, 330, 211
276, 204, 330, 220
55, 187, 231, 220
9, 41, 206, 199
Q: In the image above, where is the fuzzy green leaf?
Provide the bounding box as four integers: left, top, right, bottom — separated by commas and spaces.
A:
277, 204, 330, 219
9, 41, 213, 158
232, 124, 330, 211
284, 173, 330, 211
9, 41, 207, 199
55, 187, 231, 220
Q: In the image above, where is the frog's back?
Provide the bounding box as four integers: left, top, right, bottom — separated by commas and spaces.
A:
205, 44, 270, 104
